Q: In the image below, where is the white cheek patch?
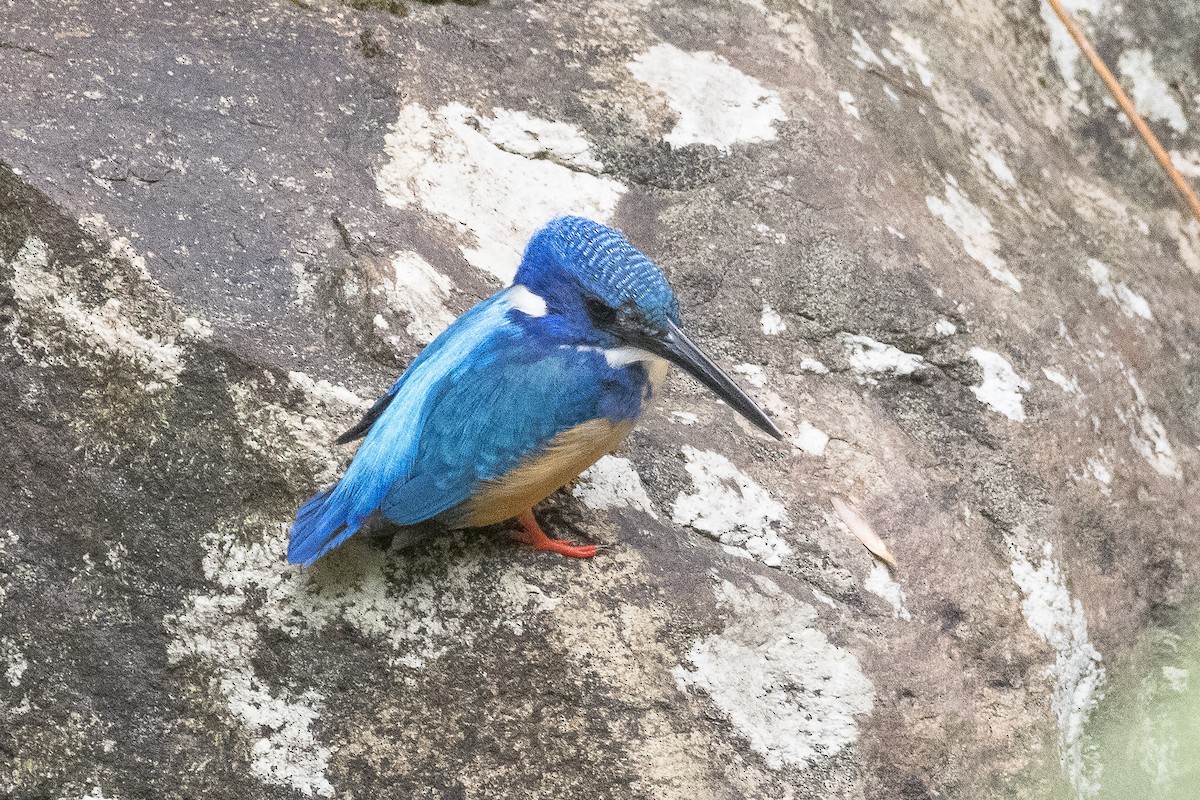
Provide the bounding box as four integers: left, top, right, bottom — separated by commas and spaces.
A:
568, 344, 659, 369
507, 284, 547, 317
602, 346, 658, 368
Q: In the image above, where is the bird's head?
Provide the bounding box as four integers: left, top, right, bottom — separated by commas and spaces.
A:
512, 216, 782, 440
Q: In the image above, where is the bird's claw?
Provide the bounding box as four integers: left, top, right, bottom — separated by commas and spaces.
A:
511, 510, 609, 558
528, 537, 600, 559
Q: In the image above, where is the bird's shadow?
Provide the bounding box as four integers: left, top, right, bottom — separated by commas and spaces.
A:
296, 489, 610, 589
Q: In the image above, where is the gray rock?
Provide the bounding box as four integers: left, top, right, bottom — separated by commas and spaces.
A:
3, 0, 1200, 797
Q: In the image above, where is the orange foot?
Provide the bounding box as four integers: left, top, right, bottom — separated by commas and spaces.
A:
511, 510, 600, 559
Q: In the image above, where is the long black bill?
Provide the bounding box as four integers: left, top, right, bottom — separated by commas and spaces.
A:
642, 320, 784, 440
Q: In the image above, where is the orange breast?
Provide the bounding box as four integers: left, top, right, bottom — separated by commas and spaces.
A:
449, 417, 635, 528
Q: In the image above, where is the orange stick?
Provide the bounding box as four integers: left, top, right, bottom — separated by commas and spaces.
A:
1045, 0, 1200, 222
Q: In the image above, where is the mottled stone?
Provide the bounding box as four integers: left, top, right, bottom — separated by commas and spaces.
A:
3, 1, 1200, 798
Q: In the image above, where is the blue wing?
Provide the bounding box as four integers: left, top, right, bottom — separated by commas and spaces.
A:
287, 292, 516, 565
377, 341, 641, 526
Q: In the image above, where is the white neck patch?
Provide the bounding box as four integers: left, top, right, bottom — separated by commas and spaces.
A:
567, 344, 664, 370
602, 345, 657, 368
507, 284, 547, 317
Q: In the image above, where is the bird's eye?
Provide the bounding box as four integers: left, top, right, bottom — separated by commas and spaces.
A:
584, 297, 618, 328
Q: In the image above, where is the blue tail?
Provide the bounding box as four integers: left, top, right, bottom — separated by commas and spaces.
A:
287, 485, 363, 566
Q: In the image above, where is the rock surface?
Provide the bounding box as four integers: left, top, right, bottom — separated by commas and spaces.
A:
3, 0, 1200, 798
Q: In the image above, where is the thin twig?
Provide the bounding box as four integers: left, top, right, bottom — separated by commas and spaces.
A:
1045, 0, 1200, 222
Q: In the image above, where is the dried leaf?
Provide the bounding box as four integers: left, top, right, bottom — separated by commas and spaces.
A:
832, 496, 897, 569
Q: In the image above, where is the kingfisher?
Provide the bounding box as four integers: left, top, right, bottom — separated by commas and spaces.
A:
287, 216, 782, 565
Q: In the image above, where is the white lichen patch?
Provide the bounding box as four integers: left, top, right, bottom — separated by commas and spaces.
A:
791, 421, 829, 457
1169, 213, 1200, 274
168, 523, 335, 798
800, 357, 830, 374
169, 513, 566, 798
1085, 258, 1153, 320
1007, 535, 1105, 798
1117, 49, 1188, 133
934, 319, 957, 336
837, 90, 860, 119
926, 176, 1022, 292
477, 107, 605, 173
674, 578, 874, 769
220, 672, 333, 798
1070, 455, 1113, 495
968, 348, 1030, 422
2, 636, 28, 687
760, 303, 786, 335
671, 446, 791, 566
1123, 367, 1181, 479
383, 250, 457, 344
863, 563, 911, 621
732, 363, 767, 388
1162, 665, 1189, 693
5, 237, 184, 382
1130, 409, 1179, 479
626, 43, 786, 152
850, 29, 884, 70
286, 371, 370, 411
671, 410, 699, 425
1041, 0, 1107, 95
81, 788, 120, 800
182, 316, 214, 340
377, 103, 625, 284
889, 29, 934, 88
971, 139, 1017, 188
1043, 367, 1083, 396
1174, 148, 1200, 179
227, 381, 347, 485
573, 455, 659, 519
840, 334, 925, 383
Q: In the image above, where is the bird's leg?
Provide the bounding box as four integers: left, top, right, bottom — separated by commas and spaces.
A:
511, 510, 599, 559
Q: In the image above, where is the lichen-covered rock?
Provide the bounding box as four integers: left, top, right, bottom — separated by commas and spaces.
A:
3, 1, 1200, 798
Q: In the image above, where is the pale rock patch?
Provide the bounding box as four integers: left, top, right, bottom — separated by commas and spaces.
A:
971, 139, 1017, 188
672, 446, 792, 567
791, 421, 829, 457
840, 334, 925, 383
1007, 535, 1105, 798
2, 636, 27, 687
477, 107, 605, 173
1085, 258, 1153, 320
377, 103, 624, 284
1117, 49, 1188, 133
674, 578, 875, 769
732, 363, 767, 388
850, 29, 884, 70
863, 563, 911, 621
926, 176, 1022, 292
573, 455, 659, 519
384, 250, 458, 343
889, 29, 934, 87
1043, 367, 1083, 396
5, 236, 184, 383
968, 348, 1030, 422
837, 90, 860, 119
1041, 0, 1108, 95
627, 43, 786, 152
800, 357, 830, 374
671, 410, 699, 425
760, 303, 786, 335
1122, 367, 1181, 479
